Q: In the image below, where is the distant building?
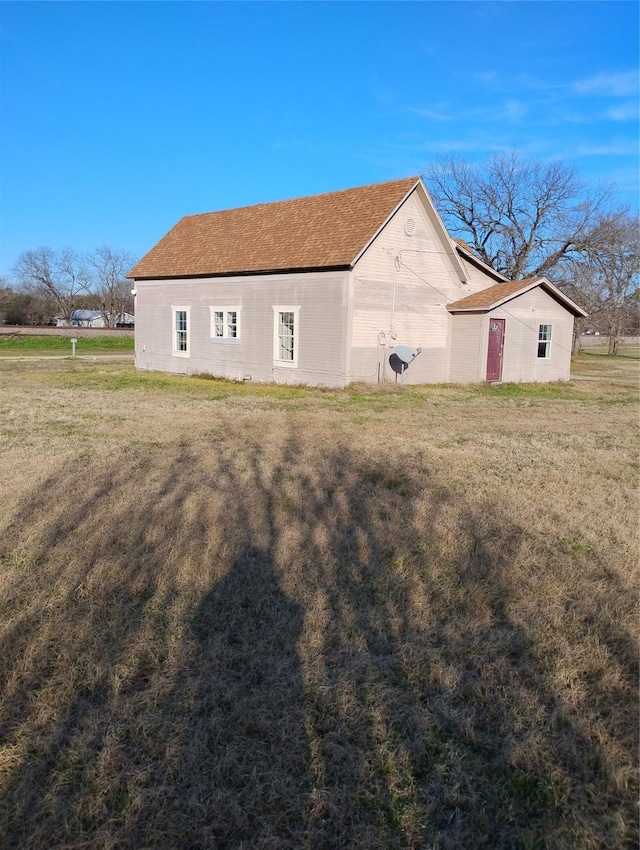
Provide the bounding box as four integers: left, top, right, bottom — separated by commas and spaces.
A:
56, 310, 134, 329
115, 312, 135, 328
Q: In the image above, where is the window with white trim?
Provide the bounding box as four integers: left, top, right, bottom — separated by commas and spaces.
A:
537, 324, 552, 358
210, 307, 241, 340
172, 306, 190, 357
273, 306, 300, 366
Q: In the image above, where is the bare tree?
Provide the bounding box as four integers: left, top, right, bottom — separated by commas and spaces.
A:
0, 283, 57, 326
570, 211, 639, 355
13, 247, 91, 323
0, 279, 11, 324
424, 151, 612, 281
85, 246, 136, 328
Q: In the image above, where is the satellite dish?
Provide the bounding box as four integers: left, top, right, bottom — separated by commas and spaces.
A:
395, 345, 420, 365
388, 353, 406, 375
389, 345, 422, 380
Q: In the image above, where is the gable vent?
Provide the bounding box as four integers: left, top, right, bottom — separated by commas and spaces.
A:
404, 218, 416, 236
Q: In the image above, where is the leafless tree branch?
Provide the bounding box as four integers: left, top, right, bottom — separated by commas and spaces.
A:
425, 151, 613, 280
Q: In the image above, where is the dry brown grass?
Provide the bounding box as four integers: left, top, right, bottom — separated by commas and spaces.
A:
0, 358, 638, 849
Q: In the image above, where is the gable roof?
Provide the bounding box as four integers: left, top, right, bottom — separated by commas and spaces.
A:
128, 177, 421, 279
447, 278, 587, 317
71, 310, 103, 320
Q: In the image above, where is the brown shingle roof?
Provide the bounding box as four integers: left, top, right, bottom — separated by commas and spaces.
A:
452, 238, 508, 282
453, 238, 477, 255
447, 278, 587, 317
128, 177, 420, 279
447, 280, 536, 311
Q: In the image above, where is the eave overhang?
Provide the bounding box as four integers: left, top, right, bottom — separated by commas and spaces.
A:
447, 277, 588, 318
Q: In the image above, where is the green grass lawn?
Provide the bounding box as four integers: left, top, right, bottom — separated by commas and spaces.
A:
0, 333, 134, 356
579, 343, 640, 359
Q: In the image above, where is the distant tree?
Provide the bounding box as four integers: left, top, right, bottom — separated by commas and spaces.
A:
0, 280, 56, 326
623, 288, 640, 335
85, 246, 136, 327
0, 280, 10, 324
14, 248, 91, 323
424, 151, 612, 281
569, 211, 639, 354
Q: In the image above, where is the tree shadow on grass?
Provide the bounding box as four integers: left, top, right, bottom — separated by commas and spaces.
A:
183, 546, 308, 848
0, 431, 637, 849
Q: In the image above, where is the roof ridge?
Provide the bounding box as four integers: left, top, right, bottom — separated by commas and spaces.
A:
185, 176, 421, 219
128, 176, 423, 279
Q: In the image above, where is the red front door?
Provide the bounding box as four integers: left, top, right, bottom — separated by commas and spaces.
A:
486, 319, 505, 381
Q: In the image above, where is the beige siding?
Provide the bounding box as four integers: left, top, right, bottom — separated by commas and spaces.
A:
448, 313, 484, 382
349, 188, 495, 385
449, 288, 575, 384
452, 288, 575, 384
134, 270, 350, 387
492, 288, 574, 382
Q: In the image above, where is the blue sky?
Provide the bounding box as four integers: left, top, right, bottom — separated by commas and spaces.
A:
1, 1, 638, 277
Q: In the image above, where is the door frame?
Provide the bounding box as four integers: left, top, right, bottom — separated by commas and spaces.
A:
486, 318, 505, 381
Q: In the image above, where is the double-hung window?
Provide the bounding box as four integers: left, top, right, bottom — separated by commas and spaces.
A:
537, 324, 552, 359
211, 307, 240, 341
172, 306, 190, 357
273, 306, 300, 367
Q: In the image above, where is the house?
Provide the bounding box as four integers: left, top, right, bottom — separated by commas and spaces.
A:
56, 310, 135, 329
56, 310, 106, 328
446, 277, 586, 383
127, 177, 586, 387
115, 312, 135, 328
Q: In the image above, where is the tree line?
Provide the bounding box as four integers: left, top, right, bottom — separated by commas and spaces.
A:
0, 246, 136, 328
2, 153, 638, 351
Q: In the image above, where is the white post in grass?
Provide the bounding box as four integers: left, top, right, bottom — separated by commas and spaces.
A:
71, 338, 77, 357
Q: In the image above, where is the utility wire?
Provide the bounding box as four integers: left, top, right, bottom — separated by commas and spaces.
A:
360, 250, 578, 360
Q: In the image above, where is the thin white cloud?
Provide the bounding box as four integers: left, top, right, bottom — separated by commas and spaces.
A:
598, 164, 640, 198
606, 102, 640, 121
408, 107, 453, 122
463, 99, 530, 125
475, 71, 498, 85
576, 141, 640, 157
414, 139, 488, 153
505, 100, 527, 121
574, 71, 639, 97
408, 98, 531, 127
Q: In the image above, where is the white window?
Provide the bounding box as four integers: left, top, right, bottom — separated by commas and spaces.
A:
210, 307, 241, 341
538, 324, 552, 358
273, 306, 300, 367
172, 306, 190, 357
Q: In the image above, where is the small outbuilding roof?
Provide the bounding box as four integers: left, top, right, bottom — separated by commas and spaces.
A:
128, 177, 421, 279
69, 310, 103, 321
447, 278, 587, 317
